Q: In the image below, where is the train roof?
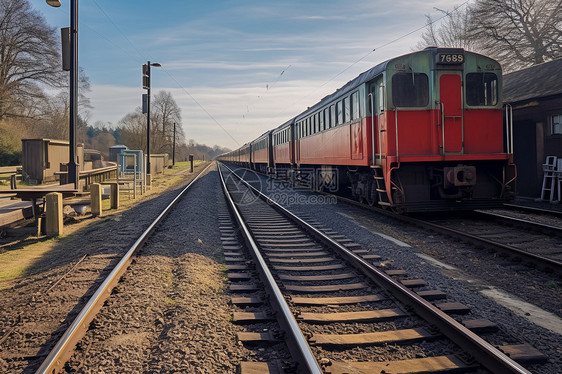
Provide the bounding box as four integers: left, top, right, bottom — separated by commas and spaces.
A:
252, 130, 272, 142
295, 47, 490, 120
272, 117, 296, 133
296, 59, 389, 119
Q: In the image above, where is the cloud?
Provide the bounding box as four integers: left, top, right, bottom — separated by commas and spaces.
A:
58, 0, 471, 150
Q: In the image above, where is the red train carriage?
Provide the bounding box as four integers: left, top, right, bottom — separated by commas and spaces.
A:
250, 132, 273, 174
293, 47, 515, 211
238, 143, 251, 168
222, 48, 516, 212
272, 118, 295, 180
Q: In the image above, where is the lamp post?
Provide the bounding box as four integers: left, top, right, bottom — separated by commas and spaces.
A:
46, 0, 79, 189
142, 61, 161, 175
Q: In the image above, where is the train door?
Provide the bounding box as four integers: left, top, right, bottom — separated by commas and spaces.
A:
439, 73, 464, 154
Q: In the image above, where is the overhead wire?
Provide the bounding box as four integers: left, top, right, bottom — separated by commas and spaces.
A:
87, 0, 470, 148
90, 0, 242, 146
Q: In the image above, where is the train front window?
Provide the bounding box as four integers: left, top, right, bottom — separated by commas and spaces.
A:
466, 72, 498, 106
392, 73, 429, 107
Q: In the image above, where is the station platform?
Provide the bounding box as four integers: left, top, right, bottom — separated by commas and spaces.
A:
0, 184, 78, 227
0, 195, 35, 227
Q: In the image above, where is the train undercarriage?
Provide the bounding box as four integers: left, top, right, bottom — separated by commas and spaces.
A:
268, 161, 516, 213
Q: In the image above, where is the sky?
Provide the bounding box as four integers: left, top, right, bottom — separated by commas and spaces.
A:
35, 0, 468, 150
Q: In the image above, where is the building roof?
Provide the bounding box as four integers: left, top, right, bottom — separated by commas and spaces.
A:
503, 58, 562, 103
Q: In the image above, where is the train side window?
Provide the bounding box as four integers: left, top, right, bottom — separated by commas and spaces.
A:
314, 113, 319, 133
344, 97, 350, 123
392, 72, 429, 107
466, 72, 498, 106
330, 105, 336, 127
351, 91, 359, 120
337, 101, 343, 125
319, 110, 325, 131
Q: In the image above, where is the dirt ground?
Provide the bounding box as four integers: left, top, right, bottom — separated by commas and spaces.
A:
0, 161, 206, 290
0, 161, 215, 373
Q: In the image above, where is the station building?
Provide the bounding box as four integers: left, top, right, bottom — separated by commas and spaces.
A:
504, 58, 562, 198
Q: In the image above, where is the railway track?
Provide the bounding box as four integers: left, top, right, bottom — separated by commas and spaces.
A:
220, 163, 543, 374
408, 210, 562, 276
298, 181, 562, 277
33, 163, 214, 374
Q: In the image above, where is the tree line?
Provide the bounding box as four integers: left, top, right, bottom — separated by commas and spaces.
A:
1, 0, 560, 165
0, 0, 230, 166
416, 0, 561, 72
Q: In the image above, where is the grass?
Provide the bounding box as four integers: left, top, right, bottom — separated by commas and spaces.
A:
0, 160, 210, 289
0, 238, 58, 290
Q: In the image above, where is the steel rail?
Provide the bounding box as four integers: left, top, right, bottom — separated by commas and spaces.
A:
503, 203, 562, 219
218, 164, 322, 374
474, 209, 562, 237
224, 163, 532, 374
402, 212, 562, 276
35, 162, 214, 374
325, 192, 562, 275
421, 218, 562, 276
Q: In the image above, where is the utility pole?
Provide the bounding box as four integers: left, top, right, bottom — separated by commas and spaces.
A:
47, 0, 78, 189
172, 122, 176, 166
142, 61, 161, 175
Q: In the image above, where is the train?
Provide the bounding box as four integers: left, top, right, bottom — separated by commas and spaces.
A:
218, 47, 517, 212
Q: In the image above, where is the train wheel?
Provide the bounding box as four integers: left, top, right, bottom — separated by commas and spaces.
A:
366, 180, 378, 206
391, 189, 406, 214
311, 171, 322, 192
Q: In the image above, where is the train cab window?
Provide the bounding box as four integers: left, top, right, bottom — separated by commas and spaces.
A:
392, 73, 429, 107
466, 72, 498, 106
351, 91, 359, 120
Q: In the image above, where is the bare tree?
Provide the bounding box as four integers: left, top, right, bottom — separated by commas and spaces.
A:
470, 0, 562, 71
0, 0, 64, 119
416, 8, 480, 51
151, 90, 183, 154
118, 109, 146, 151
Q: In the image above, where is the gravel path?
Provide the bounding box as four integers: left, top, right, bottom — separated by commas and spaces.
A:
0, 163, 216, 373
65, 167, 257, 373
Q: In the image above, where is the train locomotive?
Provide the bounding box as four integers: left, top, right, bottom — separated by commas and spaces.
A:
220, 48, 517, 212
